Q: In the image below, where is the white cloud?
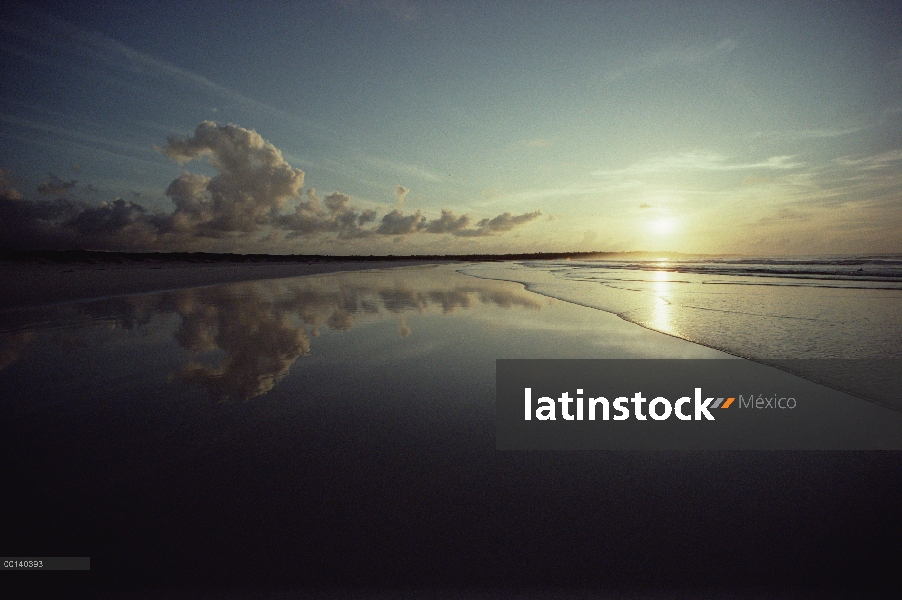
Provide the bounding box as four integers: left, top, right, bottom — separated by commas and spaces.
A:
0, 122, 542, 251
394, 185, 410, 205
592, 152, 803, 177
162, 122, 306, 234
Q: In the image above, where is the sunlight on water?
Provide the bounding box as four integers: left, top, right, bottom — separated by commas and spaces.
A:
460, 258, 902, 408
650, 270, 674, 335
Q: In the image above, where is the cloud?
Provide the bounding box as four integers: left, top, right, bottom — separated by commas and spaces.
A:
66, 198, 148, 236
278, 188, 377, 239
36, 174, 78, 196
836, 149, 902, 171
747, 126, 865, 141
424, 209, 471, 234
376, 209, 426, 235
161, 121, 305, 234
394, 185, 409, 205
160, 123, 537, 242
0, 169, 23, 201
0, 190, 160, 251
377, 208, 542, 237
0, 122, 541, 251
0, 179, 104, 249
593, 152, 803, 177
354, 155, 443, 183
471, 210, 543, 234
0, 112, 162, 169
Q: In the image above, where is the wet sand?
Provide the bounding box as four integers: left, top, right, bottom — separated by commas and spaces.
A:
0, 259, 442, 310
2, 266, 901, 596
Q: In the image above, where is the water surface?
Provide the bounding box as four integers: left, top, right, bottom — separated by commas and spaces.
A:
2, 265, 901, 594
461, 258, 902, 408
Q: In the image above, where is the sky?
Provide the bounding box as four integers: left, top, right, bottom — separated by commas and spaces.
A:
1, 0, 900, 255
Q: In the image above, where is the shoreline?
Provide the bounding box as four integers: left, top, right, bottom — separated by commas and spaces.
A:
0, 259, 445, 311
457, 262, 902, 413
4, 259, 899, 414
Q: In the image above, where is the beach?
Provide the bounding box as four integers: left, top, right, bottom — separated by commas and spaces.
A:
0, 257, 441, 310
5, 1, 901, 595
463, 257, 902, 411
2, 260, 902, 595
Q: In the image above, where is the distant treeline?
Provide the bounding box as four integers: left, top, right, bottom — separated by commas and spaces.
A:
0, 247, 701, 265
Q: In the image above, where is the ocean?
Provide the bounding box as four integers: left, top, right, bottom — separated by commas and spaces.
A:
461, 255, 902, 409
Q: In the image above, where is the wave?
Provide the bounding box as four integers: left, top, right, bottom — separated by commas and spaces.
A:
459, 259, 902, 409
552, 255, 902, 287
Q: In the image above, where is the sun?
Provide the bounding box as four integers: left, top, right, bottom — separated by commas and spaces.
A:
651, 218, 675, 235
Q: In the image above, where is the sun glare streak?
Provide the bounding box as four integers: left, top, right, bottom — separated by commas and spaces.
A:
650, 269, 674, 334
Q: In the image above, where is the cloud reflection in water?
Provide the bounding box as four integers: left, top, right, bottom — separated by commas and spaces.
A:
0, 268, 542, 403
173, 270, 542, 401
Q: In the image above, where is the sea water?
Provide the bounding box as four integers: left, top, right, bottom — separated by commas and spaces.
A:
459, 255, 902, 408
